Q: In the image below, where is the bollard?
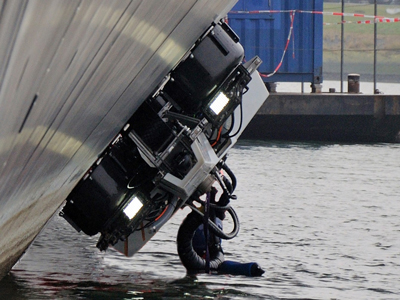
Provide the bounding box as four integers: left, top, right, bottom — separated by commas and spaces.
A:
311, 83, 322, 94
348, 74, 360, 93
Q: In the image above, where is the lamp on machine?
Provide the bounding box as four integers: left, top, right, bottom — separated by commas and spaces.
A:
123, 196, 143, 220
201, 63, 251, 128
209, 92, 230, 116
162, 21, 247, 128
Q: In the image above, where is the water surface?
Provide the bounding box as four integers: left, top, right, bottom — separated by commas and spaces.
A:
1, 140, 399, 299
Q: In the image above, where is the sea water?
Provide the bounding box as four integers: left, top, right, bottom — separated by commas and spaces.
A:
1, 140, 399, 299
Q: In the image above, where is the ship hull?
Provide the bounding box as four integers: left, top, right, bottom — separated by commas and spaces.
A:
0, 0, 237, 279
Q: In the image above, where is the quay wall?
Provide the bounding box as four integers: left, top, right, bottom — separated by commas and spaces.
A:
241, 93, 400, 143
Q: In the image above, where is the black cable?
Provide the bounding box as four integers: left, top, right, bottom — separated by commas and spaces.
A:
186, 203, 239, 240
221, 163, 237, 192
226, 90, 244, 138
213, 169, 237, 200
192, 197, 231, 211
222, 114, 235, 138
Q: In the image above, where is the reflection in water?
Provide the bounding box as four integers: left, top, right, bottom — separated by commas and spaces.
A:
2, 269, 256, 299
1, 140, 400, 299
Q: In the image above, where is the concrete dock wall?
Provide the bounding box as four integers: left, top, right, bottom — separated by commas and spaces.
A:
241, 93, 400, 143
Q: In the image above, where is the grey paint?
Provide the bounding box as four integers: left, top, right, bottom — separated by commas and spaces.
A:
0, 0, 238, 278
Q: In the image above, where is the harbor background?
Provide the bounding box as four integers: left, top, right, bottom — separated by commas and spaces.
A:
1, 1, 400, 299
1, 138, 399, 299
323, 2, 400, 86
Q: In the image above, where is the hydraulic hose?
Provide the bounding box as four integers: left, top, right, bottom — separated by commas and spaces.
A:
186, 203, 239, 240
177, 210, 224, 274
221, 163, 237, 192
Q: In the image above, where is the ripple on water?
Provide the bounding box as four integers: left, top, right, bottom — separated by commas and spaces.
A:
1, 141, 400, 299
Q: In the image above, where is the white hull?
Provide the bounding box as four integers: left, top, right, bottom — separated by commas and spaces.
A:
0, 0, 237, 279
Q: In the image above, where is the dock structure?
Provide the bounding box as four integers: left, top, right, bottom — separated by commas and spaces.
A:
241, 93, 400, 143
228, 0, 323, 90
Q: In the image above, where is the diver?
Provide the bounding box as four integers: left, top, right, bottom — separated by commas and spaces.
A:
177, 186, 264, 277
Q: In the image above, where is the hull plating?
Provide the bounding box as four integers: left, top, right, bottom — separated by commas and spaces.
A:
0, 0, 237, 279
